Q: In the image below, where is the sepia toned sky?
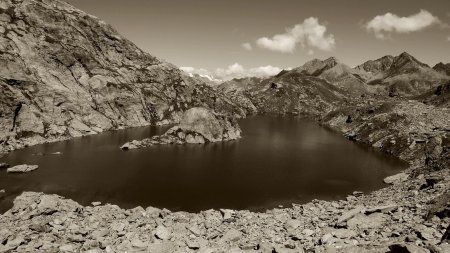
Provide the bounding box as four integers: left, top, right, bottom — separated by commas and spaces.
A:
65, 0, 450, 79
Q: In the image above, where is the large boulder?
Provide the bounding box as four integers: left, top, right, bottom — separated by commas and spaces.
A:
178, 107, 241, 142
121, 107, 241, 150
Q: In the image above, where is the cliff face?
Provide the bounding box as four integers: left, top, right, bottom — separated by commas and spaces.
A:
0, 0, 247, 153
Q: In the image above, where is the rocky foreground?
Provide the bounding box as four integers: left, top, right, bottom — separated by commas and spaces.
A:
0, 168, 449, 252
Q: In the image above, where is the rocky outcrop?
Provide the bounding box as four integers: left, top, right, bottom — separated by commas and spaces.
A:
6, 164, 38, 173
121, 107, 241, 150
321, 100, 449, 169
0, 167, 448, 252
0, 0, 247, 154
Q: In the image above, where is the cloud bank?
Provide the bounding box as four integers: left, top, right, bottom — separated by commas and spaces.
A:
255, 17, 335, 53
366, 10, 441, 39
180, 63, 285, 81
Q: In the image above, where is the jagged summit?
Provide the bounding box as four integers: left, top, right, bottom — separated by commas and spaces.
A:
356, 55, 395, 74
389, 52, 430, 73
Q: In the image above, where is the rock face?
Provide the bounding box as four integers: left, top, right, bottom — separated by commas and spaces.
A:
6, 164, 38, 173
0, 0, 247, 154
121, 107, 241, 150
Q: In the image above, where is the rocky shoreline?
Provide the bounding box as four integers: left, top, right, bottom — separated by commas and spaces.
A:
0, 167, 448, 252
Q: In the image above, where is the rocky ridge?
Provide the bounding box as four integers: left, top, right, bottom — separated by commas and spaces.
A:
433, 62, 450, 77
356, 52, 449, 97
289, 57, 368, 95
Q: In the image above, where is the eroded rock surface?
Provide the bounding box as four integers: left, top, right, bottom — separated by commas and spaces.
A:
0, 0, 248, 154
121, 107, 241, 150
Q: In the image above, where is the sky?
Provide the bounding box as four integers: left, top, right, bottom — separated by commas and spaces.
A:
65, 0, 450, 80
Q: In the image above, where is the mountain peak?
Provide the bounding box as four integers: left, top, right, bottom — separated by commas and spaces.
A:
398, 51, 413, 58
392, 52, 429, 69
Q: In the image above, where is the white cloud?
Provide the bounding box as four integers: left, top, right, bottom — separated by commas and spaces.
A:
256, 17, 335, 53
215, 63, 283, 80
180, 63, 285, 81
242, 42, 252, 50
307, 49, 314, 56
180, 67, 210, 76
447, 36, 450, 42
366, 10, 441, 39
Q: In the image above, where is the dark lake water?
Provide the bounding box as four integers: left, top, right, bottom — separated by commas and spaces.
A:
0, 116, 406, 213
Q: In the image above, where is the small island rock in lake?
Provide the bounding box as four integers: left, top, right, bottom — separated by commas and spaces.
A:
121, 107, 241, 150
6, 165, 39, 173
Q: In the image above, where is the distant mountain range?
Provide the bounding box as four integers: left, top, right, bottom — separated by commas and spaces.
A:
220, 52, 449, 98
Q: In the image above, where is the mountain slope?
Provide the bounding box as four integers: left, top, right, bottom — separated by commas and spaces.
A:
0, 0, 246, 152
356, 52, 448, 96
289, 57, 368, 95
246, 70, 347, 116
433, 62, 450, 77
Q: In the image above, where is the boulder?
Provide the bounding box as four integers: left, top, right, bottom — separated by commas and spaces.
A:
7, 164, 39, 173
383, 173, 409, 184
337, 206, 365, 223
347, 213, 386, 229
155, 225, 171, 240
221, 229, 241, 242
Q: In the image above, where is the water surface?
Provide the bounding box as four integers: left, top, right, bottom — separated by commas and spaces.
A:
0, 116, 406, 213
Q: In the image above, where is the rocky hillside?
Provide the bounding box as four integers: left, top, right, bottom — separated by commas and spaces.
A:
0, 0, 248, 153
356, 52, 448, 97
218, 77, 264, 93
247, 71, 347, 117
433, 62, 450, 77
414, 81, 450, 108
